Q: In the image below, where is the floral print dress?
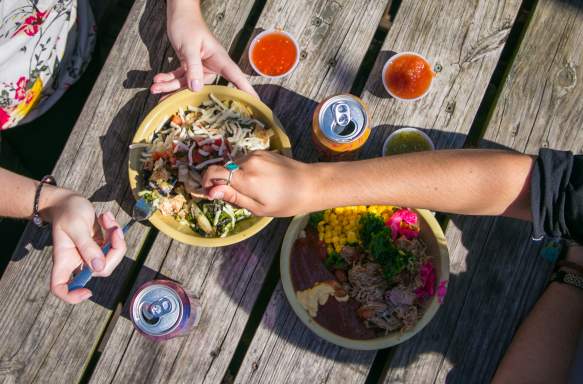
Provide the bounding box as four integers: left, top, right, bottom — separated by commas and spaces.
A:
0, 0, 96, 130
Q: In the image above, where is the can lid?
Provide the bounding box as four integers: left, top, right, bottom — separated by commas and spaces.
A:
131, 284, 182, 336
318, 95, 368, 143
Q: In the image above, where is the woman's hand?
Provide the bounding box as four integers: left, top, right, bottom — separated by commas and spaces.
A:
42, 188, 126, 304
202, 151, 318, 217
152, 0, 257, 97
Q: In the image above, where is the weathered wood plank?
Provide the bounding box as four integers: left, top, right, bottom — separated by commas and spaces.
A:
382, 0, 583, 382
91, 1, 389, 383
481, 0, 583, 155
359, 0, 523, 156
233, 1, 392, 383
87, 0, 262, 383
235, 283, 374, 384
238, 1, 528, 382
0, 0, 174, 382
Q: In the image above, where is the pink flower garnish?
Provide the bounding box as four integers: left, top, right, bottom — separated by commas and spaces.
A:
437, 280, 448, 304
386, 208, 420, 241
415, 261, 436, 300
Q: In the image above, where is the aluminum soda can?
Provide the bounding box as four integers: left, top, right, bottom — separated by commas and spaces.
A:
130, 279, 201, 341
312, 94, 371, 160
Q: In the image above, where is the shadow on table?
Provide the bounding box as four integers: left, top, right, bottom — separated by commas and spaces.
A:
14, 8, 550, 375
366, 50, 397, 99
239, 28, 266, 78
207, 86, 551, 379
90, 0, 172, 213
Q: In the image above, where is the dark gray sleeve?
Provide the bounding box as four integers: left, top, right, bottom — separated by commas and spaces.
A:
530, 149, 583, 243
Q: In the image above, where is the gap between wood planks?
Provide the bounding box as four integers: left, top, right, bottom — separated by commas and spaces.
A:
77, 0, 270, 382
222, 1, 399, 383
78, 0, 536, 382
366, 0, 540, 383
79, 216, 160, 383
463, 0, 539, 149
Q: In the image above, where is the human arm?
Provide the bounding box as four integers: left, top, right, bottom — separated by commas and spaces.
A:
202, 149, 534, 219
151, 0, 257, 96
493, 245, 583, 384
0, 167, 126, 304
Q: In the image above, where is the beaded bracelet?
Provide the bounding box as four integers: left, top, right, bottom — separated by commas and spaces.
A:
550, 270, 583, 291
32, 175, 57, 227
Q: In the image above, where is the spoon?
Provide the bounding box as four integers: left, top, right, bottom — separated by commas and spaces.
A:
68, 198, 154, 291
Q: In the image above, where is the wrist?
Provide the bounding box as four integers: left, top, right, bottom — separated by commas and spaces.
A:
306, 162, 337, 213
38, 186, 78, 223
167, 0, 202, 22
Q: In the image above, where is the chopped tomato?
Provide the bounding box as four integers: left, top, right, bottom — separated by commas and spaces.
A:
214, 138, 223, 145
171, 114, 183, 125
152, 149, 173, 162
191, 152, 204, 164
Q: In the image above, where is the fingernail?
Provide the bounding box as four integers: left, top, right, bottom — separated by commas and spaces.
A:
190, 79, 202, 92
212, 191, 224, 200
92, 258, 105, 272
105, 211, 115, 221
83, 292, 93, 300
151, 87, 160, 94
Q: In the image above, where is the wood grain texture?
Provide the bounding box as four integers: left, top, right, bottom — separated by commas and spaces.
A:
0, 0, 173, 382
481, 0, 583, 154
91, 1, 389, 383
359, 0, 522, 156
235, 283, 374, 384
233, 1, 391, 383
87, 0, 261, 383
382, 0, 583, 383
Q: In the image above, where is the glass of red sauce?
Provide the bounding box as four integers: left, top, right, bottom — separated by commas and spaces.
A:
249, 29, 300, 78
382, 52, 435, 101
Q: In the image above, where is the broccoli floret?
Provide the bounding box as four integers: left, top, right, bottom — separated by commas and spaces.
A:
308, 211, 325, 229
324, 251, 347, 270
359, 213, 387, 248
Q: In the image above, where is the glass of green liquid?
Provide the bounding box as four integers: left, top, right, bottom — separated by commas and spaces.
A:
382, 127, 435, 156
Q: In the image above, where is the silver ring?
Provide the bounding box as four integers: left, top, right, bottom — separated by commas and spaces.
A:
224, 161, 239, 186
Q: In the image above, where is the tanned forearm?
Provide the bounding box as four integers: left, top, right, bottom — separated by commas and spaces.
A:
311, 149, 534, 220
493, 246, 583, 383
0, 167, 66, 220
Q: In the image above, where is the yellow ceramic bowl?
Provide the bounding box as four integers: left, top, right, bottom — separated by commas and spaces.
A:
280, 209, 449, 350
128, 86, 291, 247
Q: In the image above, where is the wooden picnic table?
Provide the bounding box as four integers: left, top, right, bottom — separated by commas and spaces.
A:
1, 0, 583, 383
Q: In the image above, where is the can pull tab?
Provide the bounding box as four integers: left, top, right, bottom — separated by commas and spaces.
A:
142, 297, 173, 324
333, 102, 351, 127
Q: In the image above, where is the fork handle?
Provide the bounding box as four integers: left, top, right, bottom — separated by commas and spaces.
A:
67, 220, 135, 291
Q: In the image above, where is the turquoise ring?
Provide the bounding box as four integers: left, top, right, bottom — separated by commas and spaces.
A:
224, 161, 239, 186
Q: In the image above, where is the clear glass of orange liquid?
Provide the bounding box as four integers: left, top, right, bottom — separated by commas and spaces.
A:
249, 29, 300, 78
